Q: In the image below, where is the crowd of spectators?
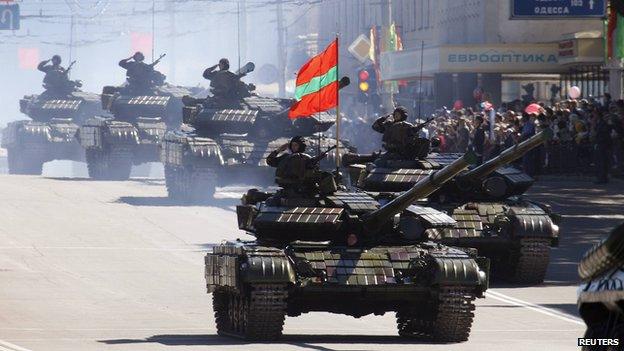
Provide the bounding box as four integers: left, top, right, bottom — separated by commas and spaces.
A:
341, 94, 624, 184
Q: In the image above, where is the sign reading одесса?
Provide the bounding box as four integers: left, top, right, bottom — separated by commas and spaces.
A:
511, 0, 606, 19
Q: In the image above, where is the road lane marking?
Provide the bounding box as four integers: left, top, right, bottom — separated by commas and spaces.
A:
562, 214, 624, 220
0, 247, 204, 251
486, 290, 585, 326
0, 340, 33, 351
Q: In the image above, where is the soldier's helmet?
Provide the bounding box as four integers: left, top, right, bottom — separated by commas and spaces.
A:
133, 52, 145, 62
51, 55, 62, 65
289, 136, 307, 153
393, 106, 408, 121
219, 58, 230, 71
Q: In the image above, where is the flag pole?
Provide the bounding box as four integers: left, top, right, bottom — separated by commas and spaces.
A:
335, 34, 341, 168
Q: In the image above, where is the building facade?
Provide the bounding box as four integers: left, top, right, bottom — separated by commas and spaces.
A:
294, 0, 605, 116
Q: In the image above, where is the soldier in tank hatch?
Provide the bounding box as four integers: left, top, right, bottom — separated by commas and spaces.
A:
38, 55, 66, 77
372, 106, 433, 160
38, 55, 71, 95
119, 52, 163, 93
203, 58, 245, 99
267, 136, 315, 190
372, 106, 416, 154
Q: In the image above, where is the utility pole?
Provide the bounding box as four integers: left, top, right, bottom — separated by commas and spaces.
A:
239, 0, 247, 65
380, 0, 393, 111
276, 0, 286, 97
167, 0, 176, 83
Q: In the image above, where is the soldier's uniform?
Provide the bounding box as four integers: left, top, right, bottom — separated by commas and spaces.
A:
38, 59, 68, 96
266, 137, 318, 203
203, 67, 240, 98
119, 59, 155, 93
373, 115, 417, 155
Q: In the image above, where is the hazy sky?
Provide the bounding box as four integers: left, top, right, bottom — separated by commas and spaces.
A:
0, 0, 286, 125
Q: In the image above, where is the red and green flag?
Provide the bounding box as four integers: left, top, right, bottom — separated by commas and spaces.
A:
288, 39, 339, 119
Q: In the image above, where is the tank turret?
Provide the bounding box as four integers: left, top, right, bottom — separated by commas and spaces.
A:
362, 151, 477, 234
238, 151, 476, 245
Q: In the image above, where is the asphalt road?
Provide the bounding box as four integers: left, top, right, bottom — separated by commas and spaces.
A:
0, 174, 621, 351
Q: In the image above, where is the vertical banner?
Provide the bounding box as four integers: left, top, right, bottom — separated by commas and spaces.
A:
130, 32, 153, 55
18, 48, 40, 70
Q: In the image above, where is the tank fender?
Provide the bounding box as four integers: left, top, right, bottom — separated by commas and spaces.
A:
241, 254, 296, 284
508, 204, 558, 244
430, 256, 485, 289
187, 138, 224, 165
205, 254, 239, 293
103, 120, 140, 145
3, 121, 51, 147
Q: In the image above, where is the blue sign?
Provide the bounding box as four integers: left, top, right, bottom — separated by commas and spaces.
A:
511, 0, 606, 19
0, 4, 20, 30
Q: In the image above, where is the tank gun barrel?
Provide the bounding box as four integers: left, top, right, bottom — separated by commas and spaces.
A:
459, 129, 552, 182
363, 151, 477, 233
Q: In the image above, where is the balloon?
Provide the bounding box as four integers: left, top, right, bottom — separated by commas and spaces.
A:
453, 100, 464, 110
569, 86, 581, 99
525, 103, 542, 115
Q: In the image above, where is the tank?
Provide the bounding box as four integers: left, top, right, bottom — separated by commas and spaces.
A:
205, 151, 489, 342
1, 82, 104, 175
77, 63, 196, 180
345, 129, 560, 284
577, 222, 624, 348
161, 62, 354, 201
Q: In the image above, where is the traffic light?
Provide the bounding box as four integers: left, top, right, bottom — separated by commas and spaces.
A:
358, 69, 370, 93
357, 67, 376, 103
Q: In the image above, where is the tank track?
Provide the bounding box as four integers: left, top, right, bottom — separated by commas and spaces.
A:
213, 283, 288, 341
511, 238, 551, 284
397, 286, 476, 342
86, 145, 133, 180
165, 165, 217, 202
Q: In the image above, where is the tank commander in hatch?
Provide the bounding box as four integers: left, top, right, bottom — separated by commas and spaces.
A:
203, 58, 244, 99
372, 106, 417, 155
38, 55, 72, 95
118, 51, 162, 92
267, 136, 315, 190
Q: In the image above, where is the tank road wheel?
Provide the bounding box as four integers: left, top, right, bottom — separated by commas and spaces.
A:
165, 165, 217, 203
397, 286, 476, 342
7, 147, 44, 175
431, 286, 476, 342
510, 238, 551, 284
86, 146, 133, 181
213, 284, 287, 341
396, 311, 430, 338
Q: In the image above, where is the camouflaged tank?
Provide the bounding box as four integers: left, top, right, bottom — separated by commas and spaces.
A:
2, 88, 103, 175
77, 71, 195, 180
162, 65, 353, 201
578, 222, 624, 349
344, 130, 560, 284
205, 151, 488, 342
